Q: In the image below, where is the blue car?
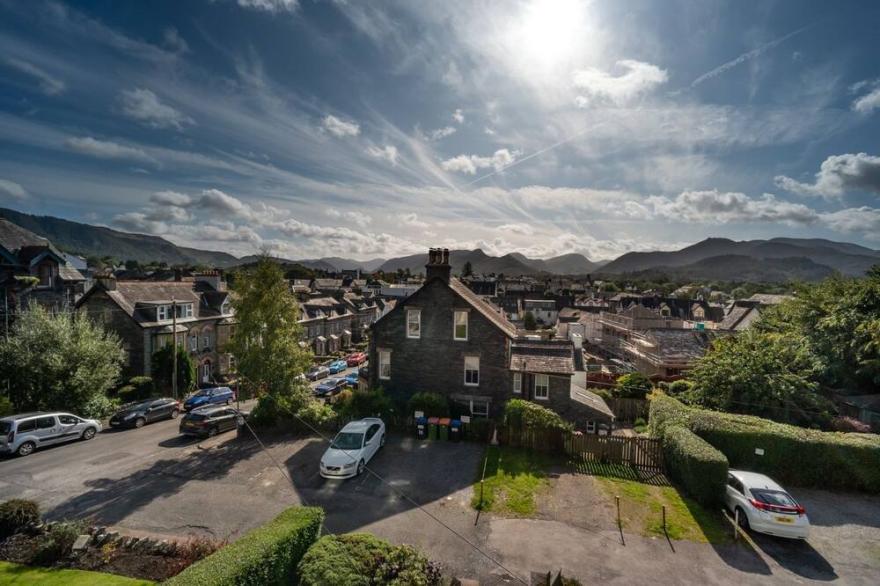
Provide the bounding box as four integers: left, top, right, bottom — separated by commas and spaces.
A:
314, 378, 347, 398
184, 386, 235, 411
328, 360, 347, 374
344, 371, 359, 387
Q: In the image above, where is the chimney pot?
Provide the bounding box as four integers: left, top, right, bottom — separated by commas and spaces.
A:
425, 247, 451, 283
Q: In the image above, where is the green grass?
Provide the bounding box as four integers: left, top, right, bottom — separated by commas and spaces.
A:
0, 561, 152, 585
471, 446, 554, 517
594, 469, 730, 544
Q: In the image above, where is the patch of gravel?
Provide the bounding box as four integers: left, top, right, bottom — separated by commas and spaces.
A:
536, 468, 615, 531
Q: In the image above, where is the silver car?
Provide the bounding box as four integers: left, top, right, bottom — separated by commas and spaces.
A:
0, 412, 102, 457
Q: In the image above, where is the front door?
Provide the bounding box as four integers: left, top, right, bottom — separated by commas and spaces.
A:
201, 361, 212, 384
33, 415, 60, 445
56, 414, 84, 441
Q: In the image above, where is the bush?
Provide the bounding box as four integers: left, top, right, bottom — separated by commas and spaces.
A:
0, 396, 13, 417
296, 400, 338, 429
297, 534, 441, 586
128, 376, 155, 399
34, 520, 85, 563
667, 380, 693, 396
116, 385, 137, 401
633, 417, 646, 428
614, 372, 652, 399
503, 399, 571, 431
830, 416, 872, 433
165, 506, 324, 586
0, 499, 40, 538
338, 388, 396, 422
407, 392, 449, 418
662, 426, 728, 506
80, 393, 117, 418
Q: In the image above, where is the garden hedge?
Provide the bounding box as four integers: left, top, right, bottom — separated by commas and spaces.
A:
661, 425, 729, 505
165, 506, 324, 586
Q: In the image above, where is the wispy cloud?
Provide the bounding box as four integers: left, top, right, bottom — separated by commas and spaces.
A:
322, 114, 360, 137
64, 136, 157, 165
120, 88, 195, 130
573, 60, 667, 106
441, 149, 519, 175
4, 57, 65, 95
236, 0, 299, 13
0, 178, 28, 200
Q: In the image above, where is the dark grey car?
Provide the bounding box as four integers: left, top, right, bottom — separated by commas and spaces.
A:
179, 406, 241, 438
109, 398, 182, 429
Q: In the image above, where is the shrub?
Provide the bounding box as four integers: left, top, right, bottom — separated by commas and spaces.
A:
407, 392, 449, 418
338, 388, 396, 422
0, 499, 40, 538
661, 426, 728, 505
296, 400, 338, 429
667, 380, 693, 396
830, 416, 872, 433
0, 396, 13, 417
297, 533, 441, 586
614, 372, 652, 399
34, 520, 86, 563
80, 393, 117, 418
128, 376, 155, 399
116, 385, 137, 401
503, 399, 571, 431
165, 506, 324, 586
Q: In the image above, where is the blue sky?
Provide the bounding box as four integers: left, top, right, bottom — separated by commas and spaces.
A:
0, 0, 878, 261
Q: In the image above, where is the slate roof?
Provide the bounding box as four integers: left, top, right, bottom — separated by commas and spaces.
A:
747, 293, 792, 306
632, 329, 722, 365
83, 281, 229, 324
0, 219, 49, 254
509, 340, 574, 374
569, 384, 615, 420
449, 277, 517, 338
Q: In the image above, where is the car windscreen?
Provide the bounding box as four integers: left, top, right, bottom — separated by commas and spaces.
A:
187, 414, 208, 421
751, 489, 799, 508
124, 401, 152, 411
331, 432, 363, 450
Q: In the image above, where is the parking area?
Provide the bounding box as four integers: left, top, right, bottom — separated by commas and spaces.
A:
0, 420, 877, 584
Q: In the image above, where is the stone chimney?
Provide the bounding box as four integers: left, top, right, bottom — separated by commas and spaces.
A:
195, 270, 225, 292
425, 248, 451, 283
96, 272, 117, 291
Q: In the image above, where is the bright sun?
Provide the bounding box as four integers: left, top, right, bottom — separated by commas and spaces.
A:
514, 0, 590, 71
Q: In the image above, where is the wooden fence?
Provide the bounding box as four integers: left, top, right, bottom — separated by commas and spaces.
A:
500, 425, 664, 472
605, 398, 649, 423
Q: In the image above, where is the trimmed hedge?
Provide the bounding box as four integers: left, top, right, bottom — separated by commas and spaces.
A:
503, 399, 572, 431
165, 506, 324, 586
661, 426, 728, 505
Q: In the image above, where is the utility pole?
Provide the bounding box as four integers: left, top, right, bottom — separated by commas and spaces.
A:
172, 298, 178, 401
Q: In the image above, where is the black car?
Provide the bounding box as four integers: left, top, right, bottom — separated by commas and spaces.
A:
109, 398, 181, 429
313, 378, 348, 399
179, 406, 242, 438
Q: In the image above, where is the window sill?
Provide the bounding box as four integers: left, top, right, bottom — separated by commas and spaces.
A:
534, 395, 549, 401
464, 383, 480, 388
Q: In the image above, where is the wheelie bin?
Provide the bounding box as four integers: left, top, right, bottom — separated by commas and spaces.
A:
416, 416, 427, 440
427, 417, 439, 440
438, 417, 451, 441
450, 419, 461, 442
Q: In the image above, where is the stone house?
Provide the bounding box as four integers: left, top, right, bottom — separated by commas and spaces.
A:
368, 248, 613, 431
76, 273, 235, 384
298, 296, 355, 355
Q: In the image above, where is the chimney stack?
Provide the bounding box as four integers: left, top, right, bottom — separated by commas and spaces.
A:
425, 247, 451, 283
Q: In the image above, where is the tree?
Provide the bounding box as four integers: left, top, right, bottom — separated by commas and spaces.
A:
0, 304, 124, 417
685, 328, 829, 426
151, 344, 196, 396
229, 254, 313, 424
614, 372, 652, 399
462, 261, 473, 277
523, 311, 537, 331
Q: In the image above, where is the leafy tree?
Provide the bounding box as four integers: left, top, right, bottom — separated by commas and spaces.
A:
685, 328, 829, 426
462, 261, 473, 277
0, 304, 123, 417
151, 345, 196, 397
229, 254, 312, 424
614, 372, 652, 399
523, 311, 537, 331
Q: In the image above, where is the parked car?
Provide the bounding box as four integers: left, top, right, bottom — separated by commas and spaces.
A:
328, 360, 348, 374
320, 418, 386, 479
0, 412, 101, 457
344, 371, 359, 387
346, 352, 367, 367
307, 366, 330, 381
109, 398, 181, 429
725, 470, 810, 539
179, 406, 243, 438
183, 387, 235, 411
314, 378, 347, 398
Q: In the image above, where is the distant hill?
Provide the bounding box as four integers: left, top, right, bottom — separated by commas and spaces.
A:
623, 255, 836, 283
0, 207, 238, 267
600, 237, 880, 279
377, 249, 602, 276
288, 256, 386, 273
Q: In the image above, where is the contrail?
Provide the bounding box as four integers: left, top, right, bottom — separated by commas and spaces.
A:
690, 24, 811, 88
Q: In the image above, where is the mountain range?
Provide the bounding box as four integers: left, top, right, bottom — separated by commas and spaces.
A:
2, 207, 878, 282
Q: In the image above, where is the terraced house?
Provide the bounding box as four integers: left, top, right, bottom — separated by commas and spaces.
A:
369, 249, 613, 430
76, 272, 235, 384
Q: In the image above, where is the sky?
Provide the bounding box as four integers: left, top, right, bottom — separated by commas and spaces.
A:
0, 0, 879, 261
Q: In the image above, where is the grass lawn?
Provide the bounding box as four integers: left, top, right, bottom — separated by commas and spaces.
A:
0, 561, 152, 585
589, 463, 730, 544
471, 446, 555, 516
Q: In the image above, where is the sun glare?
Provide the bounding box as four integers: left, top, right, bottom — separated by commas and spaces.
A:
515, 0, 589, 71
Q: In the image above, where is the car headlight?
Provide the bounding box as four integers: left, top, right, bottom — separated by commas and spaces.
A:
124, 413, 139, 419
343, 461, 356, 469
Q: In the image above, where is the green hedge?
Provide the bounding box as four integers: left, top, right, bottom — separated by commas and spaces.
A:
165, 506, 324, 586
687, 408, 880, 492
503, 399, 571, 431
661, 426, 728, 505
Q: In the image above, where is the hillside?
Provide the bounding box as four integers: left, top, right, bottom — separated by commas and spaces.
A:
622, 255, 836, 283
378, 249, 600, 276
0, 207, 238, 266
601, 237, 880, 278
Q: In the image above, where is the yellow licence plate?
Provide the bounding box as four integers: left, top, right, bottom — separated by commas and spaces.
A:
775, 516, 794, 523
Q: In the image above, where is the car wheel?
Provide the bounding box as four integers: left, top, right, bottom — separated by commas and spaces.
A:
82, 427, 97, 441
170, 408, 179, 419
208, 427, 218, 437
16, 441, 35, 457
735, 507, 750, 531
134, 417, 146, 429
357, 459, 365, 476
380, 434, 386, 447
226, 399, 231, 405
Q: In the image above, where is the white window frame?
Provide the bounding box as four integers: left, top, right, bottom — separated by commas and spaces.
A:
586, 420, 596, 434
189, 335, 198, 352
178, 304, 193, 318
453, 310, 468, 341
379, 349, 391, 380
157, 305, 170, 321
464, 356, 480, 387
406, 309, 421, 339
203, 335, 211, 349
513, 372, 522, 394
470, 398, 489, 417
534, 374, 549, 400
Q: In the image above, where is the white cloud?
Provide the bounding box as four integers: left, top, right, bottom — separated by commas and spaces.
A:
443, 62, 463, 87
853, 87, 880, 114
237, 0, 298, 12
572, 60, 667, 106
497, 223, 534, 235
441, 148, 519, 175
0, 179, 28, 200
820, 207, 880, 239
647, 190, 819, 225
120, 88, 195, 130
150, 190, 192, 206
162, 27, 189, 53
64, 136, 156, 164
452, 108, 464, 124
322, 114, 360, 137
774, 153, 880, 198
112, 212, 168, 235
365, 144, 399, 165
325, 208, 372, 228
397, 213, 429, 229
428, 126, 457, 140
5, 57, 65, 95
484, 127, 496, 136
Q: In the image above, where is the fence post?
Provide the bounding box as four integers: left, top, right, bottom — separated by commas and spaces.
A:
662, 505, 667, 535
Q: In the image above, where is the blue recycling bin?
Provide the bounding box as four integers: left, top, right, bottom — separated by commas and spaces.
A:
416, 416, 427, 440
450, 419, 462, 442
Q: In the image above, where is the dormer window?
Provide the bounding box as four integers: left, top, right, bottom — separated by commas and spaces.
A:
693, 306, 705, 320
157, 305, 170, 321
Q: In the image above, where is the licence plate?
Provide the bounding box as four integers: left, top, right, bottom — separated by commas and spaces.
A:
775, 516, 794, 523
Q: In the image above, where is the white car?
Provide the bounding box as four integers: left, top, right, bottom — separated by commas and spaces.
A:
320, 418, 385, 479
725, 470, 810, 539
